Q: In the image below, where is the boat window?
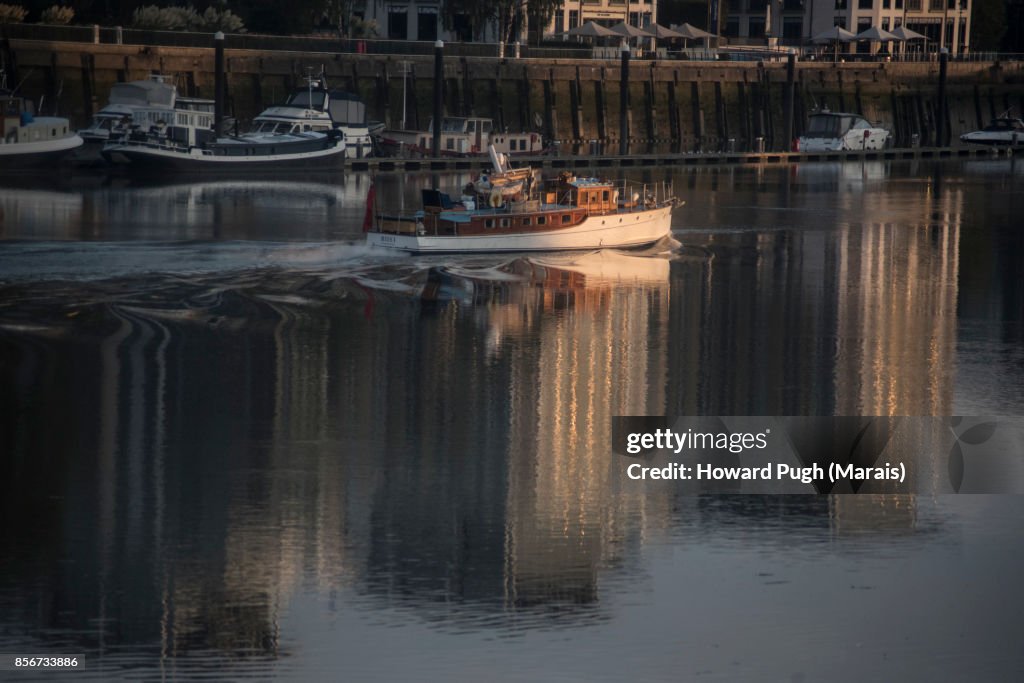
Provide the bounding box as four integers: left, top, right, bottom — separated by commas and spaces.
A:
446, 138, 454, 150
522, 217, 531, 226
852, 118, 871, 130
806, 115, 841, 137
485, 219, 495, 229
537, 216, 546, 225
500, 218, 510, 227
562, 214, 571, 224
482, 121, 492, 133
602, 190, 609, 201
286, 91, 326, 110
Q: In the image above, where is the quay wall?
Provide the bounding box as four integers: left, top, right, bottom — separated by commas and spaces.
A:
5, 38, 1024, 152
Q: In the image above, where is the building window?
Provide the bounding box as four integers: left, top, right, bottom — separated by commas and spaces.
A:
417, 7, 438, 42
833, 16, 847, 29
568, 10, 579, 29
387, 7, 407, 40
748, 17, 765, 38
882, 17, 890, 30
882, 0, 890, 7
749, 0, 768, 11
724, 17, 741, 36
834, 0, 847, 9
783, 0, 803, 10
858, 0, 872, 8
782, 18, 802, 39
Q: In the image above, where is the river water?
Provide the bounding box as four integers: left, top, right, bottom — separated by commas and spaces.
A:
1, 160, 1023, 681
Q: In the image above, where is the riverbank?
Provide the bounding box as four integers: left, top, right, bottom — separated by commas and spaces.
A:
4, 37, 1024, 153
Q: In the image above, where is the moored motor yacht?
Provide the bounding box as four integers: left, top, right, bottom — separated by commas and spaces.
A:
797, 111, 890, 152
960, 113, 1024, 147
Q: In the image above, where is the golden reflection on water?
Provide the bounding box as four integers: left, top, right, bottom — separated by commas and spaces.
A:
2, 161, 1017, 673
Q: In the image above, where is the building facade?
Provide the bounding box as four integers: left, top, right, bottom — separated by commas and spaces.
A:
548, 0, 658, 36
722, 0, 971, 54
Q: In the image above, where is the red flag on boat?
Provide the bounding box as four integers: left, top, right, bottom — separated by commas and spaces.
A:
362, 180, 376, 233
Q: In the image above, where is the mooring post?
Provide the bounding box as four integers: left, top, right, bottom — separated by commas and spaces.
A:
433, 40, 444, 158
620, 43, 630, 156
214, 31, 225, 135
936, 48, 948, 147
784, 53, 795, 152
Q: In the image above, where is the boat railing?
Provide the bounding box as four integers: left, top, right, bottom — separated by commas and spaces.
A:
558, 178, 676, 215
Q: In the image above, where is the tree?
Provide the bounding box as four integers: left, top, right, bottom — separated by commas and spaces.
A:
970, 0, 1006, 51
526, 0, 559, 44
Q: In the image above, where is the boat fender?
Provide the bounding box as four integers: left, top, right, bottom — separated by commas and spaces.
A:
613, 190, 619, 205
489, 189, 503, 208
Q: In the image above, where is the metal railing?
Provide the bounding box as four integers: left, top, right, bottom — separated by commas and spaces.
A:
5, 23, 1024, 64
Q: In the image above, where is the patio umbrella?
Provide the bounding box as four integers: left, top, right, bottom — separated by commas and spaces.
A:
856, 26, 899, 42
891, 26, 927, 41
562, 21, 619, 39
811, 26, 856, 43
811, 26, 856, 62
891, 25, 927, 57
609, 22, 648, 40
670, 23, 715, 41
669, 23, 716, 50
642, 23, 686, 40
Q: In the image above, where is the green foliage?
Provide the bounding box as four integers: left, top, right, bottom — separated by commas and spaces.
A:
198, 6, 244, 32
349, 16, 377, 38
0, 3, 28, 23
40, 4, 74, 24
970, 0, 1006, 51
527, 0, 560, 43
130, 4, 245, 33
131, 5, 198, 30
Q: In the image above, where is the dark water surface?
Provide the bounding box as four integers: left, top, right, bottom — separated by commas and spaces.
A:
1, 161, 1023, 681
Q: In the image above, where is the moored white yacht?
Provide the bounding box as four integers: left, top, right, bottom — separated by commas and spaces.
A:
960, 113, 1024, 147
797, 111, 890, 152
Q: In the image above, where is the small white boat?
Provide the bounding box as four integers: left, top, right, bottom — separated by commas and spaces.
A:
367, 148, 680, 254
797, 111, 889, 152
960, 113, 1024, 147
0, 91, 83, 169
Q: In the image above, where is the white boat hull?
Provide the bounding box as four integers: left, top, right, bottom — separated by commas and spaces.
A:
367, 204, 674, 254
960, 131, 1024, 147
0, 134, 84, 168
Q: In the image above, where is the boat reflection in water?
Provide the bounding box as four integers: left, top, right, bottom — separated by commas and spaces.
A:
0, 175, 369, 241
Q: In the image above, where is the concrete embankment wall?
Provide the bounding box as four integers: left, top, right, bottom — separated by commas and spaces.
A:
5, 38, 1024, 152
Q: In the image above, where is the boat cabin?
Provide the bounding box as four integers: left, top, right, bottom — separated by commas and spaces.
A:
804, 112, 875, 138
376, 174, 638, 238
981, 117, 1024, 133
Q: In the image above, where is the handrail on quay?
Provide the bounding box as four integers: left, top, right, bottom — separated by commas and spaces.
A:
354, 146, 1015, 173
4, 23, 1024, 63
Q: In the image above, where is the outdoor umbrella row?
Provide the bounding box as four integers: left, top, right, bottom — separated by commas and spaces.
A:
560, 21, 717, 45
811, 24, 928, 61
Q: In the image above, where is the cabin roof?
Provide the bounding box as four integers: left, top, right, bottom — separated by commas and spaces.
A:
566, 177, 612, 189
